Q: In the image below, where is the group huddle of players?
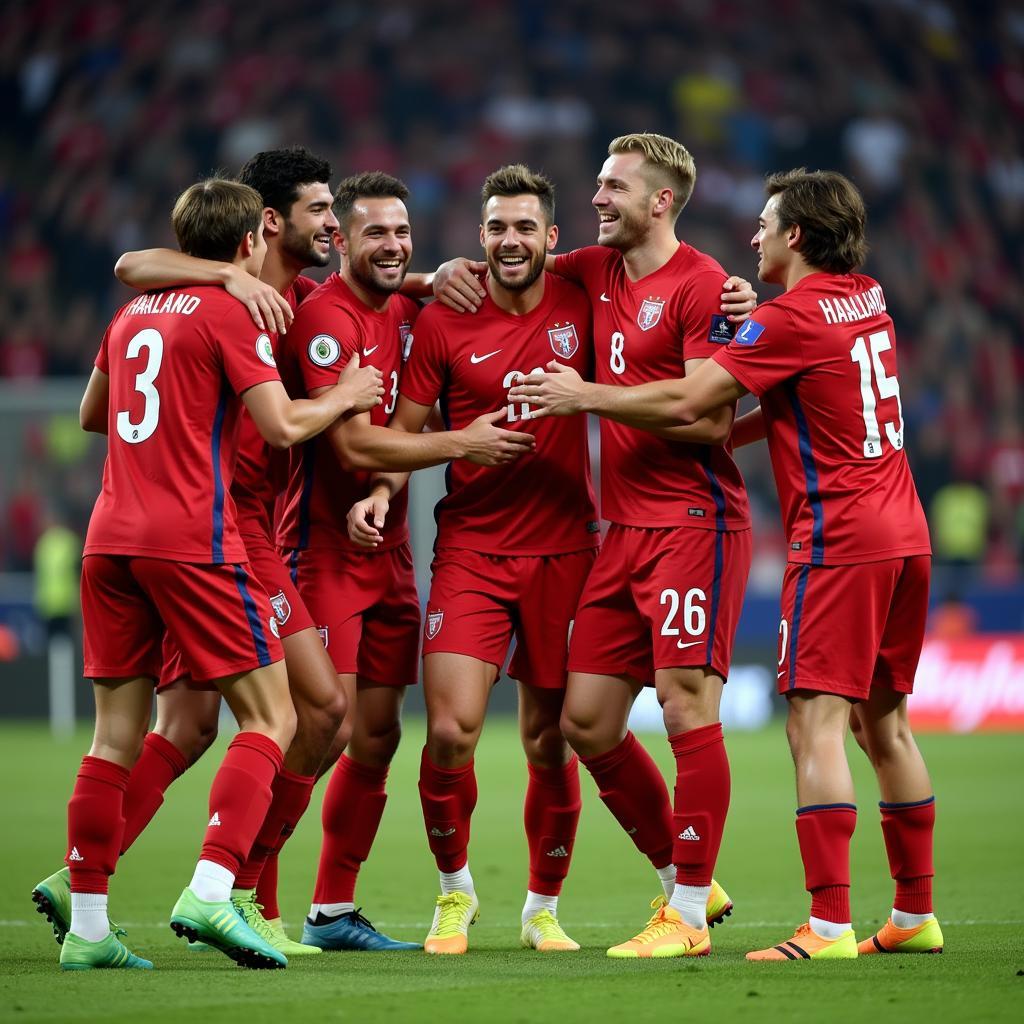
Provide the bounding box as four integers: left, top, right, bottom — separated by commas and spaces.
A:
32, 132, 944, 971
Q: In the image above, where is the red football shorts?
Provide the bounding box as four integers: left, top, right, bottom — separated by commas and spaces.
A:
568, 524, 752, 685
423, 547, 599, 690
82, 554, 283, 684
241, 527, 315, 640
159, 523, 315, 691
776, 555, 931, 701
288, 543, 420, 686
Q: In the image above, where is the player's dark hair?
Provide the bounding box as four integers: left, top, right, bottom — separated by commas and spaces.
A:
171, 178, 263, 262
236, 146, 333, 217
332, 171, 410, 230
765, 169, 869, 273
480, 164, 556, 226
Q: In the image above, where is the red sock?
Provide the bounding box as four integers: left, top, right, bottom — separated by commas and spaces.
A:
234, 769, 316, 890
580, 732, 673, 868
199, 732, 283, 875
313, 754, 390, 903
256, 852, 280, 920
120, 732, 188, 855
525, 757, 582, 897
66, 756, 130, 894
669, 723, 730, 887
418, 748, 477, 873
880, 796, 935, 915
795, 803, 857, 923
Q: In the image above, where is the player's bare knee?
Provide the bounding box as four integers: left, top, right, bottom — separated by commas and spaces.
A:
559, 706, 608, 757
350, 720, 401, 768
428, 717, 476, 765
523, 726, 569, 768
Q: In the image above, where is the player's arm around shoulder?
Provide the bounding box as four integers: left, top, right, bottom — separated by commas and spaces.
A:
114, 248, 292, 334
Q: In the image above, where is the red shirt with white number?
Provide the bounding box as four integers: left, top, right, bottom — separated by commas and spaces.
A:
232, 274, 318, 540
84, 286, 281, 563
276, 273, 419, 553
400, 274, 599, 556
713, 271, 931, 565
554, 244, 750, 531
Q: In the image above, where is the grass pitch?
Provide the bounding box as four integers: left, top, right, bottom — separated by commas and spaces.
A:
1, 718, 1021, 1023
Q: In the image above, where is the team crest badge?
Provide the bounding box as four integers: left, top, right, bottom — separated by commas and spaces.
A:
399, 322, 414, 361
317, 626, 329, 648
255, 333, 277, 367
547, 323, 579, 359
426, 611, 444, 640
637, 298, 665, 331
269, 591, 291, 625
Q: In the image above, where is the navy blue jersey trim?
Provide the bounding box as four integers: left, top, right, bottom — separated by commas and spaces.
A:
210, 383, 230, 564
785, 382, 825, 564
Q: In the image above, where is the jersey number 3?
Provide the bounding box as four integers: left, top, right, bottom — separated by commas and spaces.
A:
850, 329, 903, 459
116, 328, 163, 444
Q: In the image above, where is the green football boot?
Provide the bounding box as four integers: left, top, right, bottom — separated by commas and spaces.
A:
59, 931, 153, 971
169, 887, 286, 969
231, 890, 321, 956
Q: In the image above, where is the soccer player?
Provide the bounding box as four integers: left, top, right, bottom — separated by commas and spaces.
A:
275, 170, 535, 951
504, 134, 753, 959
33, 148, 369, 959
52, 178, 383, 971
346, 164, 607, 955
511, 168, 941, 961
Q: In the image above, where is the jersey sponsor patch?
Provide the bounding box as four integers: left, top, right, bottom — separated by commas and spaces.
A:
707, 315, 735, 345
548, 323, 580, 359
269, 590, 291, 624
735, 320, 765, 346
688, 507, 707, 518
637, 298, 665, 331
308, 334, 341, 366
255, 333, 277, 366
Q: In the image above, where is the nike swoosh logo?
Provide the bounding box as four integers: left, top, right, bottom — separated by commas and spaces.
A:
777, 670, 786, 678
362, 345, 379, 356
600, 293, 611, 302
676, 639, 704, 650
470, 349, 501, 364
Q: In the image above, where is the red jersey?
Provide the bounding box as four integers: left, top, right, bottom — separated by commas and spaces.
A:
276, 274, 419, 553
554, 244, 749, 531
400, 274, 600, 556
84, 286, 281, 563
713, 271, 931, 566
232, 274, 319, 539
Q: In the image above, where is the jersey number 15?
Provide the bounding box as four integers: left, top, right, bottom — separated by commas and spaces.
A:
850, 329, 904, 459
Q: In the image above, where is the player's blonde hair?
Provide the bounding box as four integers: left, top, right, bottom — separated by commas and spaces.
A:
481, 164, 556, 226
608, 133, 696, 219
172, 178, 263, 262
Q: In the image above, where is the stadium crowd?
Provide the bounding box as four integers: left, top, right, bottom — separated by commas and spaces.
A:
1, 0, 1022, 576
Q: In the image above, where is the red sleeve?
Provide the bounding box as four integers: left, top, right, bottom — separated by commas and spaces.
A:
680, 270, 738, 363
711, 303, 803, 397
216, 305, 283, 396
95, 324, 112, 373
399, 306, 446, 407
553, 246, 606, 287
286, 301, 360, 393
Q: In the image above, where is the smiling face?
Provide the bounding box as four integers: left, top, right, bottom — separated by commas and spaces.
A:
592, 150, 661, 251
480, 193, 557, 292
751, 193, 795, 284
277, 182, 338, 268
336, 196, 412, 295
